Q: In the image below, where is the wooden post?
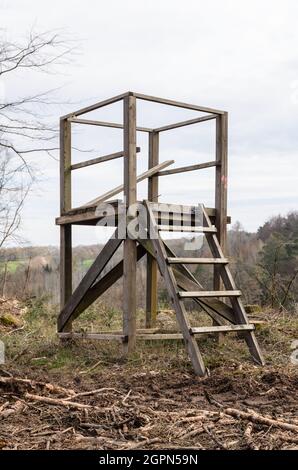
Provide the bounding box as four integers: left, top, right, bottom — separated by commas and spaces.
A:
146, 131, 159, 327
60, 118, 72, 332
215, 112, 228, 276
123, 94, 137, 353
213, 112, 228, 338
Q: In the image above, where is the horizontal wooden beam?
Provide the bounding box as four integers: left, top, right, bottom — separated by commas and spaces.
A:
58, 332, 126, 341
136, 333, 183, 340
157, 160, 218, 177
167, 257, 228, 264
69, 117, 152, 133
133, 92, 225, 115
80, 159, 174, 209
154, 114, 217, 133
179, 290, 241, 298
61, 92, 130, 119
190, 325, 254, 334
71, 147, 141, 171
158, 225, 216, 233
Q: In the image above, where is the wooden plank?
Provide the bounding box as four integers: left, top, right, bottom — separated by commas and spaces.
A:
58, 230, 122, 332
138, 236, 236, 325
202, 206, 265, 365
154, 114, 217, 132
136, 333, 183, 340
145, 201, 207, 376
80, 160, 174, 209
158, 225, 216, 233
55, 205, 231, 226
157, 161, 217, 177
134, 92, 225, 115
58, 332, 125, 341
179, 290, 241, 298
70, 147, 141, 170
167, 257, 228, 264
58, 244, 146, 331
190, 325, 254, 334
123, 94, 137, 354
146, 131, 159, 328
214, 113, 228, 292
60, 118, 72, 332
61, 92, 129, 119
69, 117, 152, 133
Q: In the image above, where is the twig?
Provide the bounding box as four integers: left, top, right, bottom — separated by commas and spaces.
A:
79, 360, 103, 375
244, 423, 259, 450
65, 387, 122, 400
202, 425, 227, 450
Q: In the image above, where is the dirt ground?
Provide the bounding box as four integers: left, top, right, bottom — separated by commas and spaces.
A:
0, 303, 297, 450
0, 363, 297, 450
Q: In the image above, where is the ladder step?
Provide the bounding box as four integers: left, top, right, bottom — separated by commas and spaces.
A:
178, 290, 241, 298
190, 324, 254, 334
167, 257, 228, 264
158, 225, 216, 233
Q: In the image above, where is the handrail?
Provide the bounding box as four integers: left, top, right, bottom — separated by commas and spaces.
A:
77, 159, 175, 209
157, 160, 218, 177
71, 147, 141, 170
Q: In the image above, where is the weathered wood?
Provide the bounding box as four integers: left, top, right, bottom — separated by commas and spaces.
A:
154, 114, 217, 133
71, 147, 141, 170
58, 332, 125, 341
58, 244, 146, 330
136, 333, 183, 340
190, 325, 254, 334
60, 118, 72, 332
214, 113, 228, 291
61, 92, 129, 119
167, 257, 228, 264
146, 131, 159, 328
138, 236, 235, 324
58, 231, 122, 332
81, 160, 174, 209
158, 225, 216, 233
145, 201, 207, 376
69, 117, 152, 133
202, 206, 265, 365
123, 94, 137, 354
134, 92, 225, 115
179, 290, 241, 298
157, 160, 217, 177
56, 204, 231, 226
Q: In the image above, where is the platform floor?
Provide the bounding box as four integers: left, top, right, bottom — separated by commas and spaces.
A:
56, 200, 230, 226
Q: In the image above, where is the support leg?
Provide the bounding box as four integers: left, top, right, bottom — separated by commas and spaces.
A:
60, 224, 72, 332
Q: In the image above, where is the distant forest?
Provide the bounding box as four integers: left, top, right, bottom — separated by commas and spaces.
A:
1, 212, 297, 313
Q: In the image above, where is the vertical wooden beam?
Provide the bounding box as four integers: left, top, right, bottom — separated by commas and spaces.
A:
146, 131, 159, 327
60, 118, 72, 332
214, 112, 228, 291
123, 94, 137, 353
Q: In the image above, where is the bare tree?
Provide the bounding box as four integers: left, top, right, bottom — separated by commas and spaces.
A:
0, 29, 74, 248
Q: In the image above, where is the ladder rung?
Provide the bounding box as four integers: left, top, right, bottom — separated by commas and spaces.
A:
178, 290, 241, 298
167, 257, 228, 264
158, 225, 216, 233
190, 325, 254, 334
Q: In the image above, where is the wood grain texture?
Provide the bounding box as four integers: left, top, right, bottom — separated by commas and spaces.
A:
146, 131, 159, 328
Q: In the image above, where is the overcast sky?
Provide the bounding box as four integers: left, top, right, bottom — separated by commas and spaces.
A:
2, 0, 298, 246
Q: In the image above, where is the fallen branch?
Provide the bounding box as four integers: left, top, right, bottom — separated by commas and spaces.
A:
224, 407, 298, 433
24, 393, 93, 410
244, 423, 259, 450
0, 376, 75, 396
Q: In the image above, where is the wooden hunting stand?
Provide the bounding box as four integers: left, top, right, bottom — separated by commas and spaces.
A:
56, 91, 264, 376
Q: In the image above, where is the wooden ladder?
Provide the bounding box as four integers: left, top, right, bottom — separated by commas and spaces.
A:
144, 201, 264, 376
